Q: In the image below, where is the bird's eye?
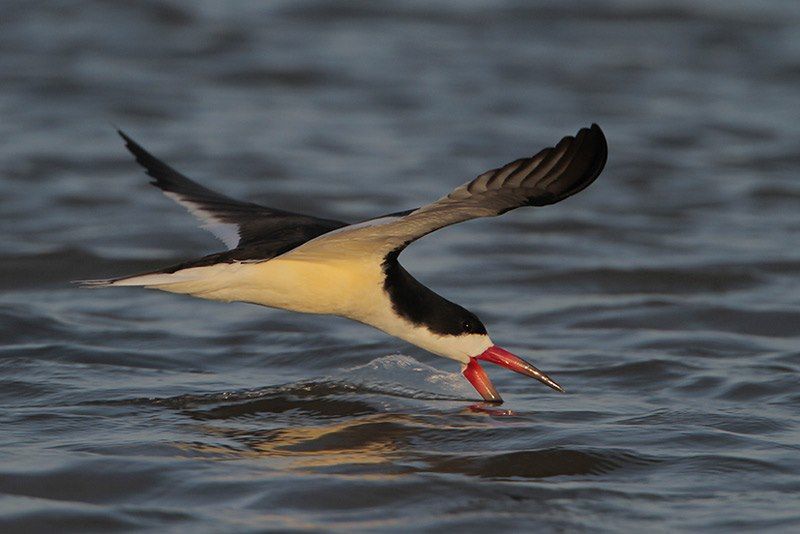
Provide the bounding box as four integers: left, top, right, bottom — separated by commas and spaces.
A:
462, 320, 472, 331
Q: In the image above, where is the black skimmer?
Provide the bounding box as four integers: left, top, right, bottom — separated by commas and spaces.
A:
82, 124, 607, 403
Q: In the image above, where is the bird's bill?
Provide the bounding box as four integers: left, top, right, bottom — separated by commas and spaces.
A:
476, 345, 565, 393
462, 357, 503, 403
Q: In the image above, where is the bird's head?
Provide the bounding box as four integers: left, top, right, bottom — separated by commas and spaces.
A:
398, 306, 564, 403
381, 260, 563, 403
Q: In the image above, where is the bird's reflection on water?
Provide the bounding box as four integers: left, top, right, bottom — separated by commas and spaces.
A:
156, 382, 528, 474
175, 418, 406, 471
162, 387, 645, 480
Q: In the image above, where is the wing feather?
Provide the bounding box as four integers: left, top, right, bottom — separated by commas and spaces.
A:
283, 124, 607, 261
118, 130, 346, 249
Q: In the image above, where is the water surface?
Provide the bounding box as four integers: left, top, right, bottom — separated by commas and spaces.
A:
2, 1, 800, 531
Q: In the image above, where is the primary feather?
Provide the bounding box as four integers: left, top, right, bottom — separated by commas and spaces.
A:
117, 130, 346, 249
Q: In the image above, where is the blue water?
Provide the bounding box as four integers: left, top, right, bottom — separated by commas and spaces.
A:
2, 1, 800, 531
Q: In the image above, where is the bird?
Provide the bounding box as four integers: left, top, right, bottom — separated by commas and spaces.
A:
81, 124, 607, 403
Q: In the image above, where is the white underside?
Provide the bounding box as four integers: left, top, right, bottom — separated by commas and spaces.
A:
109, 254, 491, 363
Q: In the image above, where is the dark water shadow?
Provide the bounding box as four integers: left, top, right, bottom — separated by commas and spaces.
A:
422, 448, 659, 479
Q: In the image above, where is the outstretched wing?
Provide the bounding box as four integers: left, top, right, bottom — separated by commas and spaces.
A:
283, 123, 607, 261
118, 131, 346, 249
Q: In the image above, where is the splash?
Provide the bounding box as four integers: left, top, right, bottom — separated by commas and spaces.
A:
336, 354, 475, 400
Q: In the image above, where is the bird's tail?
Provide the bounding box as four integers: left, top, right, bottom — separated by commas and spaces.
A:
75, 271, 187, 289
74, 262, 250, 304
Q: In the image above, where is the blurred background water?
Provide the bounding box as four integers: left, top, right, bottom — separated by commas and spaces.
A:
1, 0, 800, 531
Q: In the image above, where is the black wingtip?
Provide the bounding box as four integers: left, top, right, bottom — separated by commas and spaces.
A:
562, 122, 607, 196
116, 129, 142, 155
114, 129, 191, 191
585, 122, 608, 182
526, 122, 608, 207
588, 123, 607, 160
116, 129, 145, 162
